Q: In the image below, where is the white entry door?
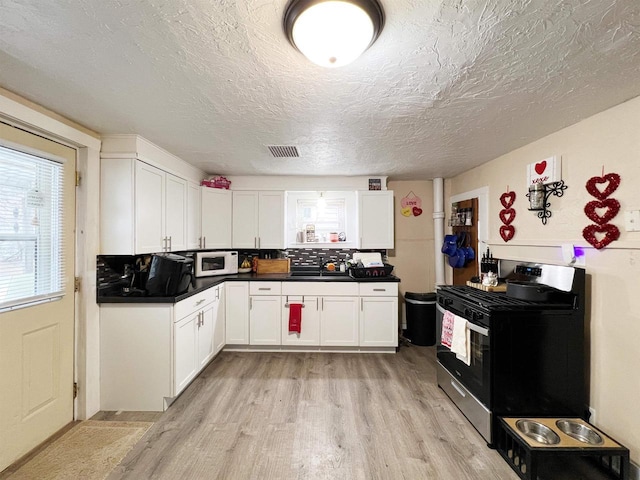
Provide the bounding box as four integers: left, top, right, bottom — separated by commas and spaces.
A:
0, 122, 76, 470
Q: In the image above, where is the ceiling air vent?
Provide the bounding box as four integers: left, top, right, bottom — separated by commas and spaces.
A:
267, 145, 299, 158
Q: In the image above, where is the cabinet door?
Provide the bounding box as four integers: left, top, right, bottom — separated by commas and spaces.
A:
250, 296, 281, 345
225, 282, 249, 344
258, 191, 285, 249
135, 162, 165, 254
201, 187, 232, 249
232, 191, 259, 248
165, 173, 187, 252
187, 182, 201, 250
281, 296, 320, 346
174, 313, 198, 395
359, 190, 394, 249
197, 305, 215, 368
320, 296, 359, 346
213, 285, 226, 354
360, 297, 398, 347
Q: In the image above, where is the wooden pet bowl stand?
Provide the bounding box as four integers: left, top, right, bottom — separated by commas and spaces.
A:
496, 417, 630, 480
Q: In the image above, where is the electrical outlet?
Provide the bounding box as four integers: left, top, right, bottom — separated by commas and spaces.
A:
624, 210, 640, 232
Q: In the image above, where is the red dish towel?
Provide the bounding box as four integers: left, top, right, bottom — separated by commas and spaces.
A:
289, 303, 302, 333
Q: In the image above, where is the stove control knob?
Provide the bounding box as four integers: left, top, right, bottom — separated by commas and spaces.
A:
473, 312, 484, 321
464, 308, 472, 317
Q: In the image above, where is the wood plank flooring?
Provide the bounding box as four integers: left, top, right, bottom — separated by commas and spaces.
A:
108, 346, 519, 480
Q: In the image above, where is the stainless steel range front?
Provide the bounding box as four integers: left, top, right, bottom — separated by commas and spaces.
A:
435, 260, 587, 445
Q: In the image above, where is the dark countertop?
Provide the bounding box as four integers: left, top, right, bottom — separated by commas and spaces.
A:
98, 272, 401, 304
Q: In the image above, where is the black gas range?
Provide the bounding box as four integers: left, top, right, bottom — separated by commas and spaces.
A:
435, 260, 588, 445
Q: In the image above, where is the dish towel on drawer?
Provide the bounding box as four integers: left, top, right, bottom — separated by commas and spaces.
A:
289, 303, 302, 333
451, 314, 470, 366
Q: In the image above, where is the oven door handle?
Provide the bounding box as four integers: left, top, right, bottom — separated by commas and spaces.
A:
437, 304, 489, 337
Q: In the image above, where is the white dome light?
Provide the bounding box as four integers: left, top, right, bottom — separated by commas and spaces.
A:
284, 0, 384, 68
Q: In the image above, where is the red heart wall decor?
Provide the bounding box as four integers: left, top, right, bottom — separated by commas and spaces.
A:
412, 206, 423, 216
585, 173, 621, 200
499, 208, 516, 225
584, 198, 620, 225
534, 161, 547, 175
500, 191, 516, 208
582, 224, 620, 250
499, 225, 515, 242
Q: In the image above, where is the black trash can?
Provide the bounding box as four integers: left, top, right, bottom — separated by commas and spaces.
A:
404, 292, 437, 346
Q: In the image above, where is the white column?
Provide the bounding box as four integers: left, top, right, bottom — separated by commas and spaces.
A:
432, 178, 445, 286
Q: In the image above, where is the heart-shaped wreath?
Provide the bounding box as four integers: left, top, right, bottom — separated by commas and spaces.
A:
499, 208, 516, 225
499, 225, 515, 242
585, 173, 621, 200
500, 191, 516, 208
584, 198, 620, 225
582, 224, 620, 250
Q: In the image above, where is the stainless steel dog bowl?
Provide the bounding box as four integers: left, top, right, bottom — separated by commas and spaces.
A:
516, 419, 561, 445
556, 420, 603, 445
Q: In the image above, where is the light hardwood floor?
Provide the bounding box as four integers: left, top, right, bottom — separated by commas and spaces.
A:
108, 346, 519, 480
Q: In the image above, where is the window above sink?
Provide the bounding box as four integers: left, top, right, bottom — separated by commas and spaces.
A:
286, 191, 357, 249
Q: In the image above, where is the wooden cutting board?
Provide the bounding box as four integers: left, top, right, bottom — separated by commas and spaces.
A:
466, 281, 507, 292
256, 259, 290, 274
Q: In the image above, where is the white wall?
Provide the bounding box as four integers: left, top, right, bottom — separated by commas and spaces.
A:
448, 95, 640, 464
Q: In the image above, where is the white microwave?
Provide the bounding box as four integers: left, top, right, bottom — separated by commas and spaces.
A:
194, 251, 238, 277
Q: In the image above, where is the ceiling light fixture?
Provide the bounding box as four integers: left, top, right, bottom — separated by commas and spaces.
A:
283, 0, 385, 68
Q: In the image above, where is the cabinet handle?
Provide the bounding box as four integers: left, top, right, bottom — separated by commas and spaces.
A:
198, 237, 202, 249
254, 237, 257, 248
258, 287, 271, 291
258, 237, 261, 249
321, 297, 324, 311
249, 297, 253, 310
169, 236, 172, 251
195, 299, 205, 306
203, 236, 206, 249
215, 288, 220, 300
361, 298, 363, 311
373, 288, 386, 292
162, 236, 167, 252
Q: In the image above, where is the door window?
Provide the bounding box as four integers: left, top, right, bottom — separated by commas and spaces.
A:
0, 145, 65, 310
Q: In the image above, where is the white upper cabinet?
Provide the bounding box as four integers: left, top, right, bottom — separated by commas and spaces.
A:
232, 191, 285, 249
187, 182, 201, 250
164, 173, 187, 252
100, 135, 205, 255
201, 187, 232, 249
101, 159, 188, 255
134, 161, 165, 254
358, 190, 394, 249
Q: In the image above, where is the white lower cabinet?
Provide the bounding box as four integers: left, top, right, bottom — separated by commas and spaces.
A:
281, 282, 360, 347
174, 312, 199, 395
249, 282, 282, 345
320, 296, 360, 346
359, 283, 399, 347
281, 296, 320, 346
100, 283, 225, 411
225, 281, 249, 344
213, 284, 226, 354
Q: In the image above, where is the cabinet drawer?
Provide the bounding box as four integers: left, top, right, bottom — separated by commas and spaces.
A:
249, 281, 282, 295
282, 282, 358, 296
359, 282, 398, 296
174, 287, 216, 320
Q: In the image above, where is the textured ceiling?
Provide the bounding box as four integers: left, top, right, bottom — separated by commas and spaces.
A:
1, 0, 639, 180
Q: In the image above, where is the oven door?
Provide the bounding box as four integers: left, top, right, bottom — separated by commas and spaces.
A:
436, 303, 491, 407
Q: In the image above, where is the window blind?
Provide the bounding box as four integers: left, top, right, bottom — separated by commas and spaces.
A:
0, 145, 65, 310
